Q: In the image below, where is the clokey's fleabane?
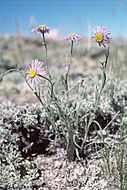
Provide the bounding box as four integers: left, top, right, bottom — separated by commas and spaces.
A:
64, 33, 83, 42
31, 24, 50, 34
92, 26, 111, 47
26, 59, 45, 85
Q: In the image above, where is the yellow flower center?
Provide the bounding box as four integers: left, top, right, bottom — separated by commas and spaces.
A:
30, 69, 37, 78
95, 32, 103, 42
68, 33, 76, 37
39, 25, 46, 30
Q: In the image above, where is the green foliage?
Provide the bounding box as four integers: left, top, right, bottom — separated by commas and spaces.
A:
0, 117, 40, 189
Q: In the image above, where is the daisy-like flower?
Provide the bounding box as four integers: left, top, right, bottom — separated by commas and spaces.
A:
26, 59, 45, 85
92, 26, 111, 47
31, 24, 50, 34
64, 33, 82, 42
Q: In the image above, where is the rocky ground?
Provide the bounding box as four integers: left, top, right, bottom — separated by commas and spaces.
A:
32, 150, 108, 190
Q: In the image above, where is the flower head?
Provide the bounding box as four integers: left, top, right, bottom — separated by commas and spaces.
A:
92, 26, 111, 47
26, 59, 45, 85
31, 24, 50, 34
64, 33, 83, 42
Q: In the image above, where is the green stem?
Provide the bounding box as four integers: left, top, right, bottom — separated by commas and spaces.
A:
38, 74, 56, 100
80, 47, 110, 153
70, 40, 74, 56
80, 113, 94, 151
24, 74, 46, 108
104, 47, 110, 68
1, 69, 22, 78
95, 47, 109, 109
65, 40, 74, 92
41, 32, 51, 80
67, 128, 75, 161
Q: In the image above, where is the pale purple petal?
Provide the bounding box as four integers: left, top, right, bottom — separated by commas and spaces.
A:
26, 59, 46, 85
91, 25, 111, 47
31, 25, 50, 34
64, 34, 82, 42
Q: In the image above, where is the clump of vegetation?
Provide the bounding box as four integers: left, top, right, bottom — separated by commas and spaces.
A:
0, 24, 127, 189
